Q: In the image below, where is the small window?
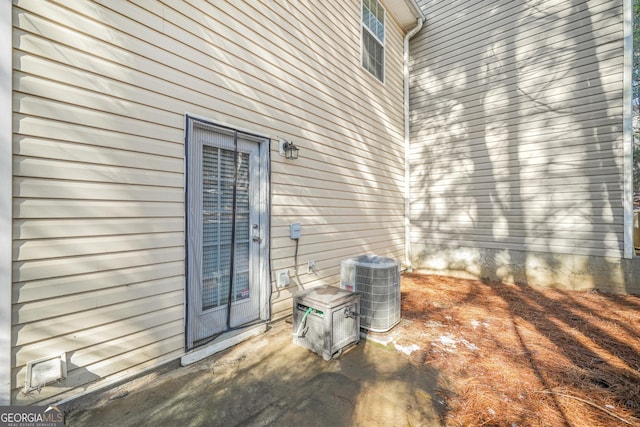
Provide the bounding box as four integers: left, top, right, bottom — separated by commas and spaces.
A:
362, 0, 385, 82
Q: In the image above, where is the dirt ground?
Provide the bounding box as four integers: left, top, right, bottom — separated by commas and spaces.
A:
398, 273, 640, 426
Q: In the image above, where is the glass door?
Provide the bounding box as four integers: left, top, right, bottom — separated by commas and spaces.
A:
186, 118, 268, 348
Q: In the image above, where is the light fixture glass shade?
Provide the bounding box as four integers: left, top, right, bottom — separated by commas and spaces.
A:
279, 139, 299, 159
283, 142, 299, 159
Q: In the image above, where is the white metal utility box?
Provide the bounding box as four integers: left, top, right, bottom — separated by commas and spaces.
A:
292, 285, 360, 361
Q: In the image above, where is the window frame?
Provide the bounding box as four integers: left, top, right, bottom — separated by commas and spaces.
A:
361, 0, 386, 83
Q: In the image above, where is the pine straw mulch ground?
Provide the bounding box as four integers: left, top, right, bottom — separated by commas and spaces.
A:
396, 273, 640, 426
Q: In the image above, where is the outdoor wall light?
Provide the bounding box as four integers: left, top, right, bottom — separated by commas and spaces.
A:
279, 138, 299, 160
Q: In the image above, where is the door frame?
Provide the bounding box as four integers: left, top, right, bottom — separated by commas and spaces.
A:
184, 114, 270, 351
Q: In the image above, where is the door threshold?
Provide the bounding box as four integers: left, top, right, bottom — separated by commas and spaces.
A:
180, 322, 267, 366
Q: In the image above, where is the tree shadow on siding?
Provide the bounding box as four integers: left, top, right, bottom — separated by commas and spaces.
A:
410, 0, 625, 291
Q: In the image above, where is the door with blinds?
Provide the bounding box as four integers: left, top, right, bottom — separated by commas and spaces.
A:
186, 117, 269, 349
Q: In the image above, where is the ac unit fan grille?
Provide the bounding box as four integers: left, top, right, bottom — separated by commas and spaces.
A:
341, 255, 400, 332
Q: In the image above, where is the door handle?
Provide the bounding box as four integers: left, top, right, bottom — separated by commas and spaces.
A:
252, 224, 262, 243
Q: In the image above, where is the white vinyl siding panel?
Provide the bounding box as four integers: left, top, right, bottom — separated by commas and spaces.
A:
12, 0, 409, 402
409, 0, 625, 259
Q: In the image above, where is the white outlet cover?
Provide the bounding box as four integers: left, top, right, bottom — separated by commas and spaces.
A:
276, 269, 290, 287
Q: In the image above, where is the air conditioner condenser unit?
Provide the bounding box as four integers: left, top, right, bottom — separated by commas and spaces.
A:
341, 255, 401, 332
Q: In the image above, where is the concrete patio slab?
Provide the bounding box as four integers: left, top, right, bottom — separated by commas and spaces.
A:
63, 320, 445, 426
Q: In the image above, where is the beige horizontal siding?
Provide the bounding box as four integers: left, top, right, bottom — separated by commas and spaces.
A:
15, 137, 182, 173
16, 313, 184, 372
410, 63, 623, 118
13, 261, 184, 303
13, 233, 184, 262
13, 332, 184, 404
13, 294, 183, 347
13, 178, 183, 202
13, 115, 184, 158
13, 278, 181, 325
13, 247, 184, 283
413, 133, 622, 166
410, 0, 625, 260
410, 104, 623, 145
411, 218, 624, 235
271, 162, 404, 193
13, 199, 184, 219
14, 157, 182, 188
414, 0, 619, 53
13, 293, 184, 403
14, 218, 183, 240
12, 0, 410, 404
16, 0, 404, 152
413, 6, 620, 76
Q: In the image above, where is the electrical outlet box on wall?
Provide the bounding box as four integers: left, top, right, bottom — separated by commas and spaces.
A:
276, 269, 290, 288
290, 223, 301, 239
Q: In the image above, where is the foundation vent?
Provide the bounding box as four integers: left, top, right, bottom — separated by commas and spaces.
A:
24, 353, 67, 392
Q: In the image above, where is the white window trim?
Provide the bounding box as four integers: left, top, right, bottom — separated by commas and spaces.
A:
361, 0, 386, 83
1, 0, 12, 405
623, 0, 633, 258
